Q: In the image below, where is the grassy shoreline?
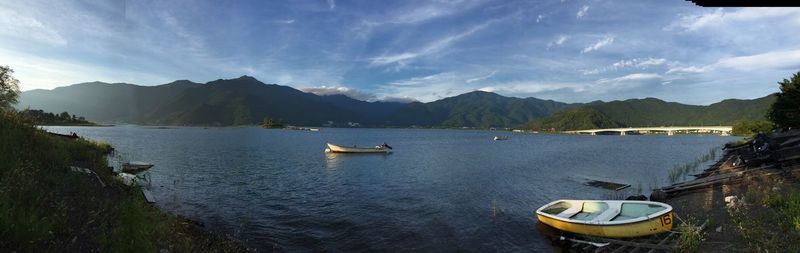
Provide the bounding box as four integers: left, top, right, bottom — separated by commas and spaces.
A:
662, 130, 800, 252
0, 112, 251, 252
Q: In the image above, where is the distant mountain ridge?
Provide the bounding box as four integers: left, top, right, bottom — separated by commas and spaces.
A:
529, 96, 776, 131
18, 76, 775, 129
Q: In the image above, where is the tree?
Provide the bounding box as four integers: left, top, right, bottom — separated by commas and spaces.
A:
260, 117, 284, 128
732, 119, 774, 136
768, 71, 800, 130
0, 65, 20, 112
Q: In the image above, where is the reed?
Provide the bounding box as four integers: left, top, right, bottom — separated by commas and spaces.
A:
666, 147, 719, 184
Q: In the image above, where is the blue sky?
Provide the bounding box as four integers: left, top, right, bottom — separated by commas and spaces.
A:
1, 0, 799, 104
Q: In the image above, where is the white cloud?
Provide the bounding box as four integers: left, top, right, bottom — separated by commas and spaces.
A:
577, 5, 589, 19
598, 73, 662, 83
536, 14, 544, 23
466, 71, 497, 83
158, 11, 206, 55
0, 7, 67, 46
581, 36, 614, 53
667, 8, 800, 32
712, 48, 800, 71
638, 58, 667, 67
666, 66, 706, 74
278, 19, 296, 24
302, 86, 377, 101
369, 18, 497, 67
389, 72, 455, 87
581, 58, 668, 75
377, 72, 479, 102
0, 48, 169, 90
547, 35, 568, 49
369, 52, 418, 65
372, 1, 482, 25
555, 36, 568, 45
479, 81, 588, 94
327, 0, 335, 10
479, 73, 666, 99
351, 1, 486, 40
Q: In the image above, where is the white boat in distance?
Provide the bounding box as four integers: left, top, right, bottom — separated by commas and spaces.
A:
494, 136, 509, 141
325, 143, 392, 153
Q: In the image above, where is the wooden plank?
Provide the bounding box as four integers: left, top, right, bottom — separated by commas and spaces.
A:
666, 168, 800, 194
594, 238, 675, 250
141, 188, 156, 203
93, 173, 106, 188
585, 180, 631, 191
662, 164, 773, 190
610, 245, 630, 253
646, 233, 675, 253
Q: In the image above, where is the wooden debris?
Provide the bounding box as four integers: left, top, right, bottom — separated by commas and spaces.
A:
584, 180, 631, 191
142, 188, 156, 203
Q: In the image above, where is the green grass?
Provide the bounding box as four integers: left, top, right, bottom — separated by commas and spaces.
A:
0, 111, 249, 252
677, 216, 705, 253
728, 180, 800, 252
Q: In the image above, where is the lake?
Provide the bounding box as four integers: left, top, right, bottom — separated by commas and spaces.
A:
44, 126, 739, 252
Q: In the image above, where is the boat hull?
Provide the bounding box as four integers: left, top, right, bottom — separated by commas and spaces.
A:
326, 143, 389, 153
536, 211, 673, 238
122, 163, 154, 173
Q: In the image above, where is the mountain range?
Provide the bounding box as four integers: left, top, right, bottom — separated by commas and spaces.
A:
18, 76, 775, 130
529, 96, 776, 131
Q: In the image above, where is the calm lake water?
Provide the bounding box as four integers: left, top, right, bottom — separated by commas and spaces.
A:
45, 126, 739, 252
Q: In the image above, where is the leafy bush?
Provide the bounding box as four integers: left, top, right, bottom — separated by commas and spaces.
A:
731, 119, 774, 136
768, 71, 800, 130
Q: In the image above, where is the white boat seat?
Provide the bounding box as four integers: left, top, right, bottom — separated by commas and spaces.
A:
592, 207, 620, 222
556, 204, 582, 218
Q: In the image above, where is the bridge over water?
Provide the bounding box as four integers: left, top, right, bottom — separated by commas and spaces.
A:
563, 126, 732, 136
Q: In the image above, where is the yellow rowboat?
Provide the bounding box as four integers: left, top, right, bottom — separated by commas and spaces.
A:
536, 200, 673, 238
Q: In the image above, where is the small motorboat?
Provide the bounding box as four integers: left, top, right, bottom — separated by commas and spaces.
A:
309, 128, 320, 132
325, 143, 391, 153
536, 199, 673, 238
122, 162, 154, 173
494, 136, 508, 141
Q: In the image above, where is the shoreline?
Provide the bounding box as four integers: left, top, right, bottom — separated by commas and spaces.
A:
0, 113, 253, 252
656, 130, 800, 252
541, 130, 799, 252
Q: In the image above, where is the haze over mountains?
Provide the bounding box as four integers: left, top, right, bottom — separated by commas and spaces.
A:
18, 76, 774, 130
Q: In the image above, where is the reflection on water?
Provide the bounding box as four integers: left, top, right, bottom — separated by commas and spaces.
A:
43, 126, 739, 252
325, 152, 392, 170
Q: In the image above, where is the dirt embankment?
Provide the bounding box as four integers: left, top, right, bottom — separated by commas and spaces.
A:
657, 130, 800, 252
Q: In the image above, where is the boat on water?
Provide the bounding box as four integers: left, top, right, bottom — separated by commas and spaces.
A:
494, 136, 509, 141
122, 162, 154, 173
325, 143, 391, 153
47, 131, 80, 139
536, 199, 673, 238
